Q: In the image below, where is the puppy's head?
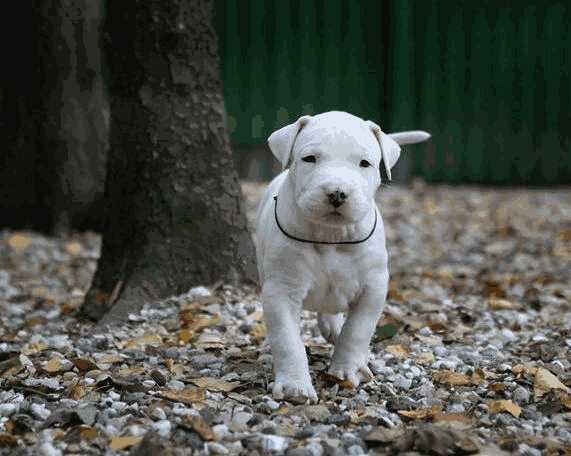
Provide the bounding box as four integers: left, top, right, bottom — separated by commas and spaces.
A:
268, 111, 430, 227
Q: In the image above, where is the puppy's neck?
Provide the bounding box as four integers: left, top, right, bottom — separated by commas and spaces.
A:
278, 176, 376, 244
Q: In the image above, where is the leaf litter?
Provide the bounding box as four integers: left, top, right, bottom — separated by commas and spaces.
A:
0, 183, 569, 454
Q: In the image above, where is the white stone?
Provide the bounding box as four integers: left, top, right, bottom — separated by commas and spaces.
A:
0, 403, 17, 417
260, 434, 288, 452
151, 419, 172, 437
31, 403, 52, 420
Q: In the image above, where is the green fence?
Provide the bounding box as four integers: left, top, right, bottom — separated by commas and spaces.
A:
216, 0, 571, 185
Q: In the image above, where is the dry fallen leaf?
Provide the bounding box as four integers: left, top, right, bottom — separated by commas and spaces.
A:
121, 334, 163, 349
99, 354, 124, 364
534, 367, 570, 399
487, 298, 516, 310
160, 387, 206, 405
398, 405, 441, 419
72, 358, 100, 372
189, 377, 240, 392
470, 368, 486, 385
7, 233, 32, 252
195, 333, 224, 349
489, 399, 522, 417
44, 357, 63, 374
186, 415, 217, 441
180, 312, 220, 331
432, 412, 473, 427
65, 241, 82, 255
0, 433, 18, 447
109, 435, 143, 451
69, 383, 88, 400
416, 352, 435, 365
555, 391, 571, 410
433, 370, 472, 386
178, 328, 194, 345
250, 322, 267, 341
79, 426, 99, 441
385, 344, 410, 358
21, 342, 48, 355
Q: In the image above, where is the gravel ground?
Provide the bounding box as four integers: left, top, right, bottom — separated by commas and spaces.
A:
0, 182, 570, 456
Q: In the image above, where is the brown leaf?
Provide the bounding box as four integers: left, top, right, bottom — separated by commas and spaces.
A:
186, 415, 217, 441
159, 387, 206, 405
489, 399, 521, 417
470, 368, 486, 385
433, 370, 471, 386
0, 433, 18, 447
79, 426, 99, 441
180, 312, 220, 331
385, 344, 410, 358
178, 328, 195, 345
319, 371, 356, 389
432, 412, 473, 426
7, 233, 32, 252
189, 377, 240, 393
398, 405, 441, 420
556, 391, 571, 410
72, 358, 100, 372
109, 435, 143, 451
534, 367, 570, 399
69, 383, 88, 401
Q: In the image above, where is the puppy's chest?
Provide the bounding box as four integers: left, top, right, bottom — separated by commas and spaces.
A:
303, 247, 362, 313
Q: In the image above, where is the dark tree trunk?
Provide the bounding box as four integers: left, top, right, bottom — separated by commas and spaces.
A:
0, 0, 107, 234
82, 0, 257, 324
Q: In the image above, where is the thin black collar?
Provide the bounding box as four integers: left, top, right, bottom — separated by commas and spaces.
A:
273, 195, 377, 245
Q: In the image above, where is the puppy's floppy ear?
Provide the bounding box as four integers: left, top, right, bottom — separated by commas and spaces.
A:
366, 120, 401, 182
267, 115, 312, 169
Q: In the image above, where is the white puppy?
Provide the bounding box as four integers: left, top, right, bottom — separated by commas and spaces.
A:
255, 111, 430, 402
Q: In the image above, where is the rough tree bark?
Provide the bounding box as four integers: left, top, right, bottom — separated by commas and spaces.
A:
0, 0, 108, 233
82, 0, 257, 324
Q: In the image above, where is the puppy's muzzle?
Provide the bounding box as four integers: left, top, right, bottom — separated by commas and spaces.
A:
328, 190, 348, 208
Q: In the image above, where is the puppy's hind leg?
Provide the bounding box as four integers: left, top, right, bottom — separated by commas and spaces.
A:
318, 313, 344, 344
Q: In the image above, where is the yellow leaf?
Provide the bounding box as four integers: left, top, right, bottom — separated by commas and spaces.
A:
22, 342, 48, 355
250, 322, 267, 341
487, 298, 516, 310
489, 400, 521, 417
534, 367, 571, 399
7, 233, 32, 252
109, 435, 143, 451
44, 358, 63, 374
385, 344, 410, 358
65, 241, 82, 256
189, 377, 240, 393
432, 370, 471, 386
99, 354, 124, 364
122, 334, 162, 349
160, 387, 206, 405
398, 405, 441, 419
178, 329, 195, 345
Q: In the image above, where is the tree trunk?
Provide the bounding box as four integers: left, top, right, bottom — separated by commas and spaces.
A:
0, 0, 107, 234
82, 0, 257, 324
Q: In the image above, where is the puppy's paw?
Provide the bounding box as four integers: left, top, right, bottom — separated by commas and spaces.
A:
317, 313, 344, 344
328, 363, 373, 388
273, 377, 318, 404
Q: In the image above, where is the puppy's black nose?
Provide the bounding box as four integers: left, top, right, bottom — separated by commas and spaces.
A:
328, 190, 347, 208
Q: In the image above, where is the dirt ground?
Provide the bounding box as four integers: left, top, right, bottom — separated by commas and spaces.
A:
0, 182, 570, 455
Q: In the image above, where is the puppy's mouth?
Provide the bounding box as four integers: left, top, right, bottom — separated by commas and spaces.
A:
328, 210, 343, 217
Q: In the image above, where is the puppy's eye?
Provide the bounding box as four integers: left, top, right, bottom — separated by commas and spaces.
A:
302, 155, 316, 163
360, 160, 371, 168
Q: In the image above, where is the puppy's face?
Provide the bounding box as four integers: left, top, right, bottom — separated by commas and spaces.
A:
289, 116, 382, 226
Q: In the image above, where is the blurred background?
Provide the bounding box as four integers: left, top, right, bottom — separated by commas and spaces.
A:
217, 0, 571, 185
0, 0, 570, 235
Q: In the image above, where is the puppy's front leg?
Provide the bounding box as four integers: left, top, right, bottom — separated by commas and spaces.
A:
262, 282, 317, 403
329, 272, 388, 386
